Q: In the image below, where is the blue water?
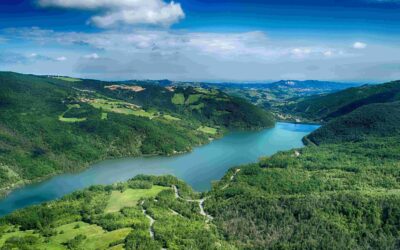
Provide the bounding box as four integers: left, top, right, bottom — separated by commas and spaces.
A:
0, 122, 319, 216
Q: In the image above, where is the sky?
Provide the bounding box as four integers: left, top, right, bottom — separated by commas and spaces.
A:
0, 0, 399, 82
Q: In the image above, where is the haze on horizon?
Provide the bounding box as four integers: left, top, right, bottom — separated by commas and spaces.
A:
0, 0, 399, 82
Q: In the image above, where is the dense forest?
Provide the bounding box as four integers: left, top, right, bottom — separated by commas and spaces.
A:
281, 80, 400, 122
205, 100, 400, 249
305, 102, 400, 145
1, 78, 400, 249
0, 72, 274, 197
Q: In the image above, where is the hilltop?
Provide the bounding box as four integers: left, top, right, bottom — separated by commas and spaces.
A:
0, 72, 274, 197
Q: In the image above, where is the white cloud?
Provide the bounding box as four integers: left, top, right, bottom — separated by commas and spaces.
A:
353, 42, 367, 49
4, 28, 353, 63
84, 53, 99, 59
56, 56, 67, 61
291, 48, 312, 58
5, 27, 399, 82
38, 0, 185, 28
323, 50, 333, 57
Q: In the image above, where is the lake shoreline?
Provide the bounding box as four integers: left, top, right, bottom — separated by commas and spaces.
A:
0, 122, 315, 217
0, 124, 275, 200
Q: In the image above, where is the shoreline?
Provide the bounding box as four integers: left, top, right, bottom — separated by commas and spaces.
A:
0, 124, 274, 201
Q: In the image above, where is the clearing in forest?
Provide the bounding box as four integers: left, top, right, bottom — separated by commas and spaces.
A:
105, 186, 169, 213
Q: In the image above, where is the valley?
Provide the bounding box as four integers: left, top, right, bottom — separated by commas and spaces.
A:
1, 0, 399, 249
0, 72, 274, 198
1, 73, 400, 250
0, 122, 316, 216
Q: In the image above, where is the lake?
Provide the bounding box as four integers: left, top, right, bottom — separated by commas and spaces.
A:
0, 122, 319, 216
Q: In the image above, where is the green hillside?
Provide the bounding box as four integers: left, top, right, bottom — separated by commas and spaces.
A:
0, 72, 274, 197
0, 176, 234, 250
205, 101, 400, 249
2, 73, 400, 249
2, 100, 400, 249
282, 80, 400, 122
305, 102, 400, 145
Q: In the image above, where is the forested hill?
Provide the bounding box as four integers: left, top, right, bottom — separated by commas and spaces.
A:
0, 72, 274, 197
205, 100, 400, 249
2, 91, 400, 249
2, 74, 400, 249
281, 80, 400, 122
305, 101, 400, 145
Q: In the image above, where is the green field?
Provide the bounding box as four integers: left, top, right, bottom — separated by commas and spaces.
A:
0, 221, 131, 249
185, 94, 202, 104
58, 104, 87, 123
58, 116, 87, 123
171, 93, 185, 105
197, 126, 218, 135
51, 222, 105, 245
86, 98, 157, 119
105, 186, 169, 213
53, 76, 82, 82
190, 103, 205, 110
163, 114, 181, 121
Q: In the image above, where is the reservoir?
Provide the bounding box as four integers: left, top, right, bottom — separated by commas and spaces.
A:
0, 122, 319, 216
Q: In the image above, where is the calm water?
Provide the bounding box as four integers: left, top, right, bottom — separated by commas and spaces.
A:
0, 122, 319, 216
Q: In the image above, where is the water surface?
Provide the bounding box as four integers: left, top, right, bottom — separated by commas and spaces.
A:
0, 122, 319, 216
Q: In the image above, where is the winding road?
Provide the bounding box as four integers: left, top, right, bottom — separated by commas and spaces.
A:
222, 168, 241, 190
141, 175, 242, 242
172, 185, 213, 221
140, 200, 155, 239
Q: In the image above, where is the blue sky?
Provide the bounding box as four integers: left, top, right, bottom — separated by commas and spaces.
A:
0, 0, 399, 82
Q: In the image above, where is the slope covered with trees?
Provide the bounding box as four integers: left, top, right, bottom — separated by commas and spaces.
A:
305, 101, 400, 145
2, 74, 400, 249
281, 80, 400, 122
204, 100, 400, 249
0, 176, 234, 249
0, 72, 274, 197
2, 99, 400, 249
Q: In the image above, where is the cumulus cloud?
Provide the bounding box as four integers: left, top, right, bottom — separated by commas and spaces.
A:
84, 53, 100, 59
56, 56, 67, 61
6, 28, 349, 62
37, 0, 185, 28
291, 48, 312, 58
353, 42, 367, 49
4, 27, 399, 82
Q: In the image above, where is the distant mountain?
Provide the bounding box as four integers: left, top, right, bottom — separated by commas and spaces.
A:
283, 80, 400, 122
185, 80, 360, 91
181, 80, 362, 111
125, 80, 361, 109
265, 80, 360, 92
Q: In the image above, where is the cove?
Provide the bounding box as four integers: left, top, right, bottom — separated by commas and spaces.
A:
0, 122, 319, 216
